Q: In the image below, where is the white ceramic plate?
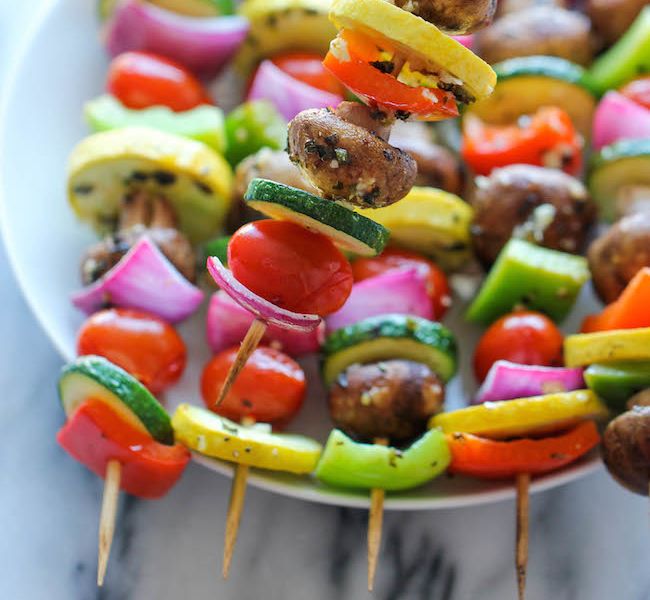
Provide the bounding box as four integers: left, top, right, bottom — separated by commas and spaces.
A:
0, 0, 603, 510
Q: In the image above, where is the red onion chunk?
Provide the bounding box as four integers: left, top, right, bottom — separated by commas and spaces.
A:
71, 236, 204, 323
104, 0, 249, 79
325, 269, 433, 333
474, 360, 585, 404
207, 291, 325, 356
206, 257, 321, 332
593, 91, 650, 150
247, 60, 343, 121
452, 34, 474, 49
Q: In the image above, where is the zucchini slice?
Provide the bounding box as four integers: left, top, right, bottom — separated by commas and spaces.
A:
465, 56, 596, 138
245, 178, 389, 256
430, 390, 608, 439
58, 355, 174, 445
172, 404, 322, 473
322, 314, 458, 385
67, 127, 233, 244
588, 139, 650, 222
84, 95, 227, 154
565, 328, 650, 368
236, 0, 337, 74
356, 186, 474, 271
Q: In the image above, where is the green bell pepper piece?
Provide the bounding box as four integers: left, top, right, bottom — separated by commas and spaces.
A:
224, 101, 287, 167
466, 239, 590, 325
203, 235, 230, 265
587, 6, 650, 95
584, 362, 650, 412
84, 95, 227, 154
314, 428, 451, 491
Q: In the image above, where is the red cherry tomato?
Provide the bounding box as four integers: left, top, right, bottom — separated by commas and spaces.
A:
473, 311, 563, 383
228, 220, 353, 316
201, 346, 306, 424
270, 52, 346, 96
351, 247, 452, 319
620, 76, 650, 110
77, 308, 186, 395
107, 51, 213, 112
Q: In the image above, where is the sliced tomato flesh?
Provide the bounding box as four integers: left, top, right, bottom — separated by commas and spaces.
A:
323, 31, 458, 121
446, 420, 600, 480
57, 399, 190, 499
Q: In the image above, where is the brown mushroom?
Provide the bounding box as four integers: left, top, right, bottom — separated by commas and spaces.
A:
328, 360, 445, 443
392, 0, 497, 33
586, 0, 647, 47
588, 212, 650, 304
288, 104, 417, 208
470, 164, 596, 268
602, 406, 650, 496
473, 6, 594, 66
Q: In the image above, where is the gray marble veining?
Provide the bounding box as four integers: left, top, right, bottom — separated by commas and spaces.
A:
1, 4, 649, 599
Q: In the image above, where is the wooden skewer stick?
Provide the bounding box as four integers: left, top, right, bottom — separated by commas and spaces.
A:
214, 319, 267, 408
222, 417, 256, 579
515, 473, 531, 600
98, 459, 121, 587
367, 438, 389, 592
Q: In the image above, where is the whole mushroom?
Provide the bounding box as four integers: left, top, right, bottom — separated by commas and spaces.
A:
586, 0, 648, 47
470, 164, 596, 268
473, 6, 594, 66
391, 0, 497, 33
328, 360, 445, 443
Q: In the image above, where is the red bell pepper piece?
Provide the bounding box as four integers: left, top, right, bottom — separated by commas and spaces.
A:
582, 267, 650, 333
462, 106, 582, 176
57, 399, 190, 499
446, 420, 600, 480
322, 30, 458, 121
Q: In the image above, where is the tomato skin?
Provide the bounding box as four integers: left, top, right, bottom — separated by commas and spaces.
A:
77, 308, 186, 395
620, 76, 650, 110
107, 51, 213, 112
462, 107, 582, 176
351, 248, 452, 319
201, 346, 306, 424
270, 52, 345, 96
228, 220, 353, 316
473, 311, 564, 383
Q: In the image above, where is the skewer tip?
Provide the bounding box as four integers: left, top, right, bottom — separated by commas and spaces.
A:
222, 463, 250, 580
97, 460, 121, 587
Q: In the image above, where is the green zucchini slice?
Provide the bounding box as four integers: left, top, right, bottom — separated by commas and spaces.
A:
322, 314, 458, 385
465, 55, 596, 137
58, 355, 174, 445
588, 139, 650, 222
245, 178, 389, 256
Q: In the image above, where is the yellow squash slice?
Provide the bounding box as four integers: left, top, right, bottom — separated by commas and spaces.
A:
172, 404, 322, 474
565, 328, 650, 368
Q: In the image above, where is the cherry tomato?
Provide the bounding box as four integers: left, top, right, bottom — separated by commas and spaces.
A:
270, 52, 346, 96
228, 220, 353, 316
201, 346, 306, 424
351, 247, 452, 319
77, 308, 186, 395
620, 76, 650, 110
473, 311, 563, 383
107, 51, 213, 112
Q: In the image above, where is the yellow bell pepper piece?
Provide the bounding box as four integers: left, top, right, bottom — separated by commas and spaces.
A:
172, 404, 322, 474
429, 391, 608, 439
565, 328, 650, 367
330, 0, 496, 101
357, 186, 474, 271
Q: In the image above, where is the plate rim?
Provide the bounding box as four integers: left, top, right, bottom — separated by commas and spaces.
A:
0, 0, 602, 511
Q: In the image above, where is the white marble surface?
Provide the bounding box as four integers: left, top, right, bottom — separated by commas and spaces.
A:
1, 3, 650, 599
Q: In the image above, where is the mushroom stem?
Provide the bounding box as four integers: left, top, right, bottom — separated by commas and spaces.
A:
150, 196, 178, 229
119, 191, 151, 230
